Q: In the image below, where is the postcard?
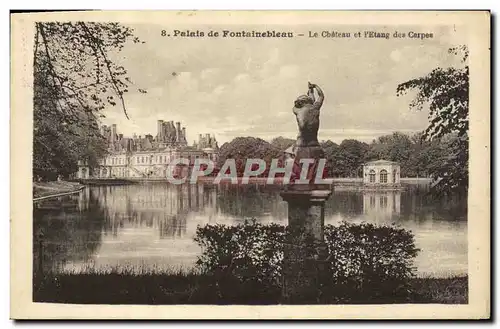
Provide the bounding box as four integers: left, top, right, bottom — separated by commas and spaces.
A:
10, 10, 490, 319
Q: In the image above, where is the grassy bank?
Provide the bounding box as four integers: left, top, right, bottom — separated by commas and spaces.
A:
410, 276, 468, 304
33, 181, 83, 199
33, 271, 467, 305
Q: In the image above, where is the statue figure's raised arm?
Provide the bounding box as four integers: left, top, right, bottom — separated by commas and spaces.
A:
311, 83, 324, 109
307, 82, 316, 103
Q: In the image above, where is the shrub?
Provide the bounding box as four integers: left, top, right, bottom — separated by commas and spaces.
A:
194, 220, 286, 287
194, 220, 420, 303
324, 222, 420, 303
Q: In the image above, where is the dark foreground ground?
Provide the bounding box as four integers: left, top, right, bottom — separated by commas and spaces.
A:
33, 273, 468, 305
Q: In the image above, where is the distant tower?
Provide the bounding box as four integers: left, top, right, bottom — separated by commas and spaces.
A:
182, 127, 187, 144
111, 124, 117, 141
176, 122, 182, 143
157, 120, 164, 141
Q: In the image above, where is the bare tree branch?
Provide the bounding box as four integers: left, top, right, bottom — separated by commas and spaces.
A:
79, 22, 130, 119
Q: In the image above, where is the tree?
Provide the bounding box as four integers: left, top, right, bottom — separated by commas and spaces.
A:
366, 132, 413, 177
333, 139, 369, 178
33, 22, 145, 179
217, 137, 284, 176
397, 46, 469, 197
320, 140, 339, 178
404, 132, 443, 178
270, 136, 295, 151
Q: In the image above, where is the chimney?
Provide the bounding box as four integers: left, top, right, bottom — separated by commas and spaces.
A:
157, 120, 164, 140
119, 134, 123, 140
206, 133, 211, 143
182, 127, 186, 142
111, 124, 117, 142
162, 122, 168, 141
176, 122, 182, 142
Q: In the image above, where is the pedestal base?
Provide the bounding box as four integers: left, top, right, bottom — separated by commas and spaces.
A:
280, 190, 331, 240
280, 189, 332, 303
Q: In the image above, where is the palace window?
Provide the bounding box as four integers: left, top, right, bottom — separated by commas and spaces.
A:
380, 169, 388, 183
369, 170, 376, 183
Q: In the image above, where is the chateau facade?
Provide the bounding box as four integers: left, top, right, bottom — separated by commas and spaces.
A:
77, 120, 219, 179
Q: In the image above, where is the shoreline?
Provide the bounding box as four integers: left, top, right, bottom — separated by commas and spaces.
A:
75, 176, 431, 189
33, 181, 85, 202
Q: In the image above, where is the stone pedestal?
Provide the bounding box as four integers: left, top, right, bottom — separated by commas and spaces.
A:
280, 189, 332, 303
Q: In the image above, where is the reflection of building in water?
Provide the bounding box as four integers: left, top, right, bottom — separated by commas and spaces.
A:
91, 184, 218, 238
363, 191, 401, 221
363, 159, 401, 188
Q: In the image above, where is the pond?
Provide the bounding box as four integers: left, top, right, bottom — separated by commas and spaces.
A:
33, 183, 467, 277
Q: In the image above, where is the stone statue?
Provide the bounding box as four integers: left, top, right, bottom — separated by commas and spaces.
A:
286, 82, 328, 187
293, 82, 324, 147
281, 83, 332, 303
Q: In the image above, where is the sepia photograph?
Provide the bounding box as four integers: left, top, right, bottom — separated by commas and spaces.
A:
10, 10, 490, 319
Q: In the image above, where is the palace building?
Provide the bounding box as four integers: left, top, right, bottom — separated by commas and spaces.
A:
362, 159, 401, 188
77, 120, 219, 179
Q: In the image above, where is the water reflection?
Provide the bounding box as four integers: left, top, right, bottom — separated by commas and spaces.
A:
33, 183, 467, 277
362, 191, 400, 222
33, 188, 106, 274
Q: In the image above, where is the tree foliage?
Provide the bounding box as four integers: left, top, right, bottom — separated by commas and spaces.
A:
33, 22, 144, 180
217, 133, 454, 179
332, 139, 370, 177
397, 45, 469, 196
270, 136, 295, 151
217, 137, 284, 175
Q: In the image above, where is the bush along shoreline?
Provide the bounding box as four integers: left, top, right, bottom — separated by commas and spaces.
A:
33, 221, 468, 304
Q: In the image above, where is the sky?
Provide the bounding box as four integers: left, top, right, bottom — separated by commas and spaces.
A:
101, 23, 466, 145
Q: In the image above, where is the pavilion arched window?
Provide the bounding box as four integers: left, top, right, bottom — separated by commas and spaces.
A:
393, 169, 397, 183
380, 169, 388, 183
369, 169, 376, 183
